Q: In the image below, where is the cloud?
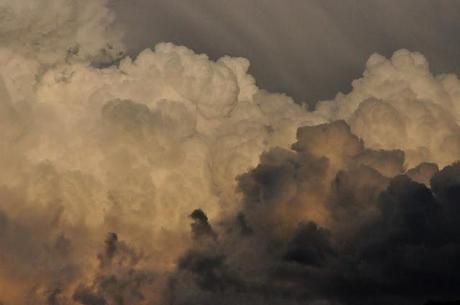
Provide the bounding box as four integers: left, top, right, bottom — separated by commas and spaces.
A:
317, 49, 460, 168
1, 3, 460, 303
71, 232, 156, 305
112, 0, 460, 103
167, 124, 460, 305
0, 0, 124, 64
0, 39, 319, 304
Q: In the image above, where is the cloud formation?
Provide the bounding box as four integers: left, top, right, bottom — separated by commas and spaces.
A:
1, 1, 460, 304
0, 0, 124, 64
167, 123, 460, 305
112, 0, 460, 103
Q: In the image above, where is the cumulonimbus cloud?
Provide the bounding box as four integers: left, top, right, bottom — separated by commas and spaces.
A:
1, 1, 460, 304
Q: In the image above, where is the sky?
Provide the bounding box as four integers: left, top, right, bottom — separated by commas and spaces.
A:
1, 1, 460, 305
112, 0, 460, 104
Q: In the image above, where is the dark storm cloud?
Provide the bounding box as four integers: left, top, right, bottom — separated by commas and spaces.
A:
283, 222, 335, 267
166, 122, 460, 305
110, 0, 460, 104
190, 209, 217, 241
73, 233, 155, 305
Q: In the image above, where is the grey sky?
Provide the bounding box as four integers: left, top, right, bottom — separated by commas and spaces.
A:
110, 0, 460, 105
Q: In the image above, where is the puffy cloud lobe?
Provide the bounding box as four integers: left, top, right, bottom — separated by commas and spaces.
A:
190, 209, 217, 241
316, 49, 460, 168
406, 162, 439, 186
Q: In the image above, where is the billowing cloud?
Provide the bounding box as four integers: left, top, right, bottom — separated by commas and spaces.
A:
1, 2, 460, 304
113, 0, 460, 104
167, 125, 460, 305
316, 50, 460, 167
0, 31, 319, 305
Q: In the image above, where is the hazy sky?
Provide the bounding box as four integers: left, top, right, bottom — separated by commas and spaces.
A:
111, 0, 460, 104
